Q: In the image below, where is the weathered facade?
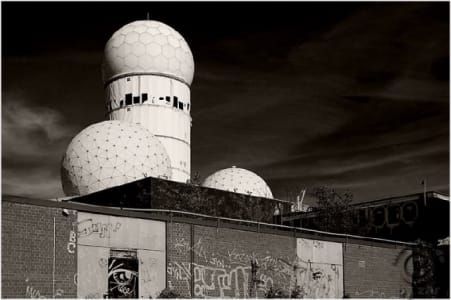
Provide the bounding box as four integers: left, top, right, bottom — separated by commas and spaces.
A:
282, 192, 450, 243
3, 194, 417, 298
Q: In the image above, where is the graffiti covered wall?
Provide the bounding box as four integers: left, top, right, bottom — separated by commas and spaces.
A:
166, 224, 298, 298
76, 212, 165, 298
165, 223, 419, 299
296, 238, 343, 298
2, 199, 422, 299
192, 226, 297, 298
166, 222, 192, 297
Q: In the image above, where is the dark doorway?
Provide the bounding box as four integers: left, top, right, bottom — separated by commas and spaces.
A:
108, 249, 139, 298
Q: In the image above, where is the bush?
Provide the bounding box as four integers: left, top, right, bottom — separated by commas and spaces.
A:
157, 288, 180, 298
265, 286, 307, 298
265, 287, 289, 298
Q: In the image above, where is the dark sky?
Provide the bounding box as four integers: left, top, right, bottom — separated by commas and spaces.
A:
2, 2, 449, 204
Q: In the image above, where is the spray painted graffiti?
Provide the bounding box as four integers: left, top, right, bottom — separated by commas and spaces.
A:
25, 286, 45, 299
227, 248, 257, 266
24, 278, 64, 298
108, 257, 138, 298
167, 262, 253, 298
167, 261, 191, 282
165, 257, 342, 298
194, 264, 250, 298
98, 258, 109, 267
292, 260, 340, 298
77, 219, 122, 239
67, 230, 77, 254
25, 285, 64, 298
169, 237, 343, 298
174, 237, 208, 261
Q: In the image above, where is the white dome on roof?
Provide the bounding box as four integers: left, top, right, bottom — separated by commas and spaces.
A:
102, 20, 195, 85
202, 166, 273, 198
61, 120, 171, 196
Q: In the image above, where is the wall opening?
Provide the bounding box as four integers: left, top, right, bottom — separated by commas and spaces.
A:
108, 249, 139, 298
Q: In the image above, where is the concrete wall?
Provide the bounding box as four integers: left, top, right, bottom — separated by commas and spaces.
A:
296, 238, 343, 298
76, 212, 166, 298
2, 201, 77, 298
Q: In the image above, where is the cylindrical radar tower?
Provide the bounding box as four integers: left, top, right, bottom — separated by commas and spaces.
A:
102, 20, 194, 183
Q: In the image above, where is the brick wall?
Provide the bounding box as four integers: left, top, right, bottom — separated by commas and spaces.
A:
191, 226, 296, 298
343, 243, 413, 298
2, 199, 416, 299
2, 201, 77, 298
166, 222, 192, 297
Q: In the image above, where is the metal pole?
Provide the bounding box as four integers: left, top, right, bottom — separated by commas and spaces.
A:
423, 179, 427, 206
53, 217, 56, 299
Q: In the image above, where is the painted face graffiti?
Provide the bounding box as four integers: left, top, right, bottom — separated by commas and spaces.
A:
108, 258, 138, 298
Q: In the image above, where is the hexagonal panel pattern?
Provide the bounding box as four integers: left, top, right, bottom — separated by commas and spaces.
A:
103, 20, 195, 85
202, 166, 274, 198
61, 120, 172, 196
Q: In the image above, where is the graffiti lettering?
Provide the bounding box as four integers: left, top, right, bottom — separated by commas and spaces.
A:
194, 264, 250, 298
167, 261, 191, 282
227, 248, 256, 265
168, 238, 343, 298
26, 286, 45, 298
77, 219, 122, 239
25, 286, 64, 299
67, 230, 77, 254
174, 237, 209, 261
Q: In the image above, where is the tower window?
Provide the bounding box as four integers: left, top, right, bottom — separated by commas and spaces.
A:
120, 100, 124, 107
173, 96, 178, 108
187, 103, 190, 111
125, 93, 132, 105
133, 96, 140, 104
126, 77, 131, 82
166, 96, 171, 102
159, 97, 164, 101
142, 93, 148, 103
178, 102, 183, 110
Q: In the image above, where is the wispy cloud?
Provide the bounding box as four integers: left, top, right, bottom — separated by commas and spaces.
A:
192, 3, 449, 201
2, 94, 78, 198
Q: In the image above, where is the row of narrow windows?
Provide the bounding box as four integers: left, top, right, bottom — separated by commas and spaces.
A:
107, 93, 190, 112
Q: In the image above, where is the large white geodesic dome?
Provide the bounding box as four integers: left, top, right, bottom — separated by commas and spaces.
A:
202, 166, 274, 198
102, 20, 194, 85
61, 120, 172, 196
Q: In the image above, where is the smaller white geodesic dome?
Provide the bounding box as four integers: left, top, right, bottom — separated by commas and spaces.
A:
102, 20, 195, 85
202, 166, 274, 198
61, 120, 171, 196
